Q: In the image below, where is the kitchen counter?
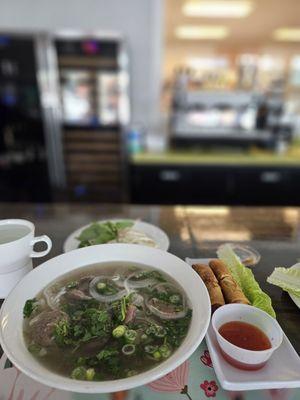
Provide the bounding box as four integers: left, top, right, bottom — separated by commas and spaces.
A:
129, 143, 300, 205
131, 143, 300, 166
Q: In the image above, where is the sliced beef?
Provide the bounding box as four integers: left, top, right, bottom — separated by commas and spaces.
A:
63, 276, 94, 302
77, 337, 109, 357
64, 289, 91, 301
30, 310, 68, 347
124, 304, 137, 324
148, 298, 178, 314
78, 276, 94, 294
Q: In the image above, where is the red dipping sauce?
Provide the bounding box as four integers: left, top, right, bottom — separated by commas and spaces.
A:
219, 321, 271, 351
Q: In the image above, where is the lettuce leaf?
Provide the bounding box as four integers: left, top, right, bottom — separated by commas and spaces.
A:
217, 244, 276, 318
267, 265, 300, 296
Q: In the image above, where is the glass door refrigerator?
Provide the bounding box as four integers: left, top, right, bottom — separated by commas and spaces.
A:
54, 33, 130, 202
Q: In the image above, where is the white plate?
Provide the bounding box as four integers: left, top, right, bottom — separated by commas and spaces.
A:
63, 219, 170, 253
289, 263, 300, 308
186, 257, 300, 391
0, 244, 210, 393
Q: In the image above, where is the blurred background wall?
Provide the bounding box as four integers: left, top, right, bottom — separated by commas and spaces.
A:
0, 0, 164, 136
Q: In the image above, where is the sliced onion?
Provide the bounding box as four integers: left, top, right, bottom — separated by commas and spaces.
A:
153, 283, 183, 297
131, 292, 144, 306
146, 297, 187, 320
89, 276, 127, 302
111, 274, 126, 288
125, 271, 156, 289
43, 285, 66, 310
122, 344, 136, 355
146, 298, 187, 320
146, 283, 187, 320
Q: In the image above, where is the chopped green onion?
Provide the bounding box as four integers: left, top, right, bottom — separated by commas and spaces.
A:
141, 333, 148, 342
28, 343, 47, 357
66, 281, 78, 290
97, 282, 106, 290
112, 325, 127, 338
144, 345, 158, 354
152, 350, 162, 360
71, 366, 87, 380
122, 344, 136, 355
146, 325, 156, 335
28, 343, 41, 354
159, 344, 171, 358
154, 326, 167, 338
169, 294, 181, 304
76, 357, 86, 366
86, 368, 95, 381
124, 329, 137, 343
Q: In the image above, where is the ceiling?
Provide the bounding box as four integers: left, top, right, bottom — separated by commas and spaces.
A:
165, 0, 300, 46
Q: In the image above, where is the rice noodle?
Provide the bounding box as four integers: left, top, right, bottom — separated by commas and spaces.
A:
108, 228, 157, 247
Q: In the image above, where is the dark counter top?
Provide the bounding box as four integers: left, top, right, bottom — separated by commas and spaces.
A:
0, 203, 300, 355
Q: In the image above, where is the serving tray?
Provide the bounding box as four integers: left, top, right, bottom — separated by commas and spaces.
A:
186, 257, 300, 391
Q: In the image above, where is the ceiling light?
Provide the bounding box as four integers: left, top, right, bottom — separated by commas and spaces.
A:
274, 28, 300, 42
175, 25, 229, 40
183, 1, 253, 18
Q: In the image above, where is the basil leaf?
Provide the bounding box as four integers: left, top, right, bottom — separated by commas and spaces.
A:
115, 220, 134, 230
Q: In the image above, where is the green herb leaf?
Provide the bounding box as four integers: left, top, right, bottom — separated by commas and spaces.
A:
76, 220, 134, 248
115, 220, 134, 230
23, 298, 38, 318
77, 223, 105, 242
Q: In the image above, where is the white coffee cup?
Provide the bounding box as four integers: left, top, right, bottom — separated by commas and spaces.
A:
0, 219, 52, 274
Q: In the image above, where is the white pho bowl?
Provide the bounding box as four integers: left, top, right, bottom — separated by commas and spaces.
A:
212, 304, 283, 370
0, 244, 210, 393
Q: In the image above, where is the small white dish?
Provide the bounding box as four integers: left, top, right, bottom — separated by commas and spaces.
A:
63, 219, 170, 253
206, 323, 300, 391
288, 263, 300, 308
217, 243, 261, 267
212, 304, 283, 370
0, 260, 33, 299
0, 244, 210, 393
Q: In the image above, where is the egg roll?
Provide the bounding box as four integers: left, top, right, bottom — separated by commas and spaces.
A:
192, 263, 225, 312
209, 259, 250, 305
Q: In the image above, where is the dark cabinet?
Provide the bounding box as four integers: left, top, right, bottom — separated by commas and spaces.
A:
130, 163, 300, 205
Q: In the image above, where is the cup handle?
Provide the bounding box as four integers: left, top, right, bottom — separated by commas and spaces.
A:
30, 235, 52, 258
